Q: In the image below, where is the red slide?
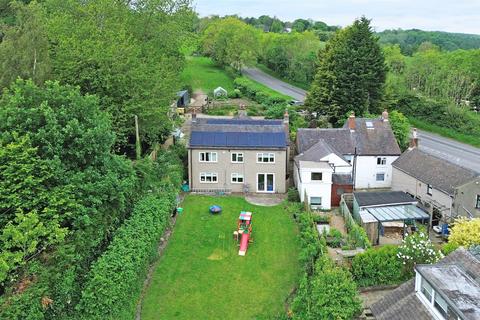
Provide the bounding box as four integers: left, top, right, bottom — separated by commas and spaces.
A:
238, 232, 250, 256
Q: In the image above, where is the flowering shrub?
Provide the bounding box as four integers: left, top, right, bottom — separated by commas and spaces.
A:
448, 218, 480, 248
397, 231, 443, 276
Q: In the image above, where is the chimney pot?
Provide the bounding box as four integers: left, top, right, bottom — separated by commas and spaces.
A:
409, 128, 419, 149
348, 113, 356, 131
382, 109, 389, 121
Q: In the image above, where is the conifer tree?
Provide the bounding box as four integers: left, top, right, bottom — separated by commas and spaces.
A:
306, 17, 386, 124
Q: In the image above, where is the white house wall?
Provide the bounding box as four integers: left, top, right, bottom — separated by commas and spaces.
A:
354, 156, 398, 189
320, 153, 352, 174
294, 161, 333, 209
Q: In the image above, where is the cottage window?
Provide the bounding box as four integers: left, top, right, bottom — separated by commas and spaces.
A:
434, 291, 448, 318
311, 172, 323, 181
257, 153, 275, 163
476, 195, 480, 209
427, 184, 433, 196
200, 172, 218, 183
421, 277, 433, 303
376, 173, 385, 181
377, 157, 387, 165
231, 173, 244, 184
199, 152, 217, 162
231, 152, 244, 163
310, 197, 322, 206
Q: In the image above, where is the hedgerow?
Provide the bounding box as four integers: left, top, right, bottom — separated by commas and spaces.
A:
76, 192, 177, 320
287, 203, 362, 320
234, 77, 289, 105
75, 150, 183, 320
351, 245, 407, 287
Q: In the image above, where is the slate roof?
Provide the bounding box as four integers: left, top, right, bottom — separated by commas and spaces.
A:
294, 139, 344, 164
343, 118, 401, 156
296, 118, 401, 160
189, 117, 288, 149
370, 280, 432, 320
392, 148, 478, 195
354, 191, 416, 207
296, 128, 355, 155
371, 248, 480, 320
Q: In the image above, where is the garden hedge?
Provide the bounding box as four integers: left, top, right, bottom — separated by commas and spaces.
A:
234, 77, 288, 105
351, 245, 407, 287
76, 187, 178, 320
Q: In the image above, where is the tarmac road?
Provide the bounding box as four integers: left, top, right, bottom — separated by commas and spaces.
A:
242, 67, 307, 102
243, 66, 480, 173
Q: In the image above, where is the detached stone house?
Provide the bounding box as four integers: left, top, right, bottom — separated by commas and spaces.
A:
187, 114, 289, 193
392, 147, 480, 225
294, 112, 401, 209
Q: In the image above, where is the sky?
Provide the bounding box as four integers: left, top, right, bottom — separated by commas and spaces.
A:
193, 0, 480, 34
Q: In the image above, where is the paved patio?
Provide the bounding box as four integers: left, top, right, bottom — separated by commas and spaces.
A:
244, 193, 286, 206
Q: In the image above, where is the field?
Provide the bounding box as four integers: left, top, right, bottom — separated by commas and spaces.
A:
141, 195, 300, 320
181, 56, 236, 94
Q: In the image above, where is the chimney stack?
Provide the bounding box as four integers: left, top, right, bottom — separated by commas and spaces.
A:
348, 113, 356, 131
409, 128, 419, 149
382, 109, 389, 121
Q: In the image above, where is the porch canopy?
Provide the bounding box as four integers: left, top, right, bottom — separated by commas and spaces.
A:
360, 204, 430, 245
365, 204, 430, 223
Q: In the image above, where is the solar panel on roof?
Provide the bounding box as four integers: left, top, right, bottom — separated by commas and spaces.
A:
206, 119, 283, 126
190, 131, 287, 148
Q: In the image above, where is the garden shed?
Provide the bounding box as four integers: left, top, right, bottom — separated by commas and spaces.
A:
213, 86, 228, 98
176, 90, 190, 108
353, 191, 430, 245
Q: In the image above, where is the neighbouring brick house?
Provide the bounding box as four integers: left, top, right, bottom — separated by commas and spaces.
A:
392, 147, 480, 226
187, 114, 290, 193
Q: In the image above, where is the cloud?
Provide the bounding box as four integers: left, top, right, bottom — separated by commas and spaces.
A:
194, 0, 480, 34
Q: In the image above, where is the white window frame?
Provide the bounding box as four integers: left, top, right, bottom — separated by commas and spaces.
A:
199, 152, 218, 163
311, 172, 323, 181
427, 184, 433, 196
310, 197, 322, 206
256, 152, 275, 164
231, 173, 244, 184
376, 173, 385, 181
231, 152, 244, 163
199, 172, 218, 183
377, 157, 387, 166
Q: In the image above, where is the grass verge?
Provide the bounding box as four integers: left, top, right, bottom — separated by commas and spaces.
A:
181, 56, 236, 94
255, 63, 311, 91
409, 117, 480, 148
141, 195, 300, 320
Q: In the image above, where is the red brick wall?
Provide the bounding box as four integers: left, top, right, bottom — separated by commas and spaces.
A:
331, 183, 353, 207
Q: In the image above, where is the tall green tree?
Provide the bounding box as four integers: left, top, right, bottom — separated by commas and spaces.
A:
201, 17, 259, 71
306, 17, 386, 124
0, 1, 51, 89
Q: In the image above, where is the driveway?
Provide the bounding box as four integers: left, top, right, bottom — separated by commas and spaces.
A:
417, 130, 480, 173
242, 67, 307, 101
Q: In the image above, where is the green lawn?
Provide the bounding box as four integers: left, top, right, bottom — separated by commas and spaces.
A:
181, 56, 236, 95
141, 195, 300, 320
